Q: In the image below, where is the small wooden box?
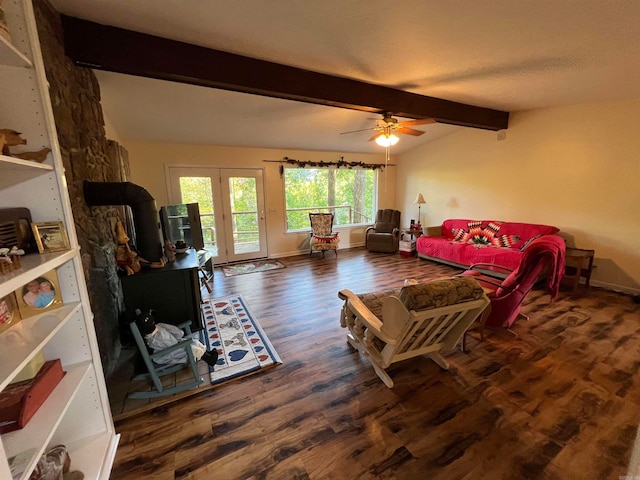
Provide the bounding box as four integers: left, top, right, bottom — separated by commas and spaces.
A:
0, 359, 65, 433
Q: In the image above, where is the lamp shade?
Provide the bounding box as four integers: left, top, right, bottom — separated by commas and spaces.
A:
375, 133, 399, 147
414, 193, 426, 205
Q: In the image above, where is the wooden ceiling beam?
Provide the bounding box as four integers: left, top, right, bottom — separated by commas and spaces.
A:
60, 15, 509, 131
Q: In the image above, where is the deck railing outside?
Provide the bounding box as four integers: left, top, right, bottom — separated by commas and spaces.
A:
199, 205, 372, 247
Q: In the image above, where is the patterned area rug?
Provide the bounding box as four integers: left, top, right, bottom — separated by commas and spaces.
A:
201, 295, 282, 384
222, 259, 286, 276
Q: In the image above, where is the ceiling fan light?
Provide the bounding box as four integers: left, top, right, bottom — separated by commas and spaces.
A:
375, 133, 399, 147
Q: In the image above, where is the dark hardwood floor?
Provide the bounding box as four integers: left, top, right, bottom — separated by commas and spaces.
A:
111, 247, 640, 479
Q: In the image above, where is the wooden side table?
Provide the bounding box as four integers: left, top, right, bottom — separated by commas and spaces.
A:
404, 227, 423, 240
564, 247, 595, 294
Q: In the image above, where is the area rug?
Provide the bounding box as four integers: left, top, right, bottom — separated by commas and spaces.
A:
222, 259, 286, 277
201, 294, 282, 384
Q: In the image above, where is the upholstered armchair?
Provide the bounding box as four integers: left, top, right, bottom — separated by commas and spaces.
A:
365, 209, 401, 253
338, 276, 489, 387
309, 212, 340, 258
460, 234, 566, 337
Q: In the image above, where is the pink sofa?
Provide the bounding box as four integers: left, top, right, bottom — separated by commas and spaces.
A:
416, 219, 560, 276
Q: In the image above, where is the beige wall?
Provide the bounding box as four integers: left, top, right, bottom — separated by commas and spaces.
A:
103, 111, 123, 144
124, 142, 396, 257
397, 97, 640, 294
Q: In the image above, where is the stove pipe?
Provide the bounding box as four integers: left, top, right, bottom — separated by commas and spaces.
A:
83, 181, 163, 262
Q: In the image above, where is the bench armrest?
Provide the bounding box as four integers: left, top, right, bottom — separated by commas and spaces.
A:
338, 289, 400, 345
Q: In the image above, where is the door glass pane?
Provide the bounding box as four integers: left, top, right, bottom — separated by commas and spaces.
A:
179, 176, 218, 255
229, 176, 259, 254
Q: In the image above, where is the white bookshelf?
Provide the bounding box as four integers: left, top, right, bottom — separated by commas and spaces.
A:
0, 1, 118, 479
0, 28, 30, 67
0, 154, 53, 190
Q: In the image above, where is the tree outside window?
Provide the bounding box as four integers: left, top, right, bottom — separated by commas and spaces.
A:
284, 167, 376, 231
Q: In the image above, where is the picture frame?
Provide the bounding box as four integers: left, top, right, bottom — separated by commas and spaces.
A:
0, 292, 21, 335
32, 221, 70, 253
14, 269, 64, 319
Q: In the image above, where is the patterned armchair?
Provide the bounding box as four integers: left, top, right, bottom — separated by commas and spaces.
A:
309, 212, 340, 258
338, 276, 489, 387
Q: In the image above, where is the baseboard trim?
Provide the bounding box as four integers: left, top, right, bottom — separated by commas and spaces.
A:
590, 279, 640, 296
269, 243, 366, 259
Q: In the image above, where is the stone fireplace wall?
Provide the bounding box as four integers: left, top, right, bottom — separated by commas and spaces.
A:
34, 0, 127, 377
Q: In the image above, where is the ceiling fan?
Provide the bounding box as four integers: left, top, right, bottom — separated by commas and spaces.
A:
341, 112, 436, 146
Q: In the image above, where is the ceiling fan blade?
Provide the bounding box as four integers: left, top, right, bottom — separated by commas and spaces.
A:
340, 127, 377, 135
397, 126, 425, 136
399, 118, 436, 127
369, 131, 384, 142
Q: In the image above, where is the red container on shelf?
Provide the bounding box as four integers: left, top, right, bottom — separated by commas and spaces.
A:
0, 359, 66, 434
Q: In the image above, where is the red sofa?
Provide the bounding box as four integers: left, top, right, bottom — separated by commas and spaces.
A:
416, 219, 560, 276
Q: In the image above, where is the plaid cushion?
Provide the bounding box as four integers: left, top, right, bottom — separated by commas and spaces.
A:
357, 288, 401, 319
399, 276, 484, 311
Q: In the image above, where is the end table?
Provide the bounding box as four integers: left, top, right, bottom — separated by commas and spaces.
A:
404, 227, 423, 240
564, 247, 595, 295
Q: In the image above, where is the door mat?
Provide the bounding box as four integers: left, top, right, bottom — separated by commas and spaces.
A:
222, 259, 286, 276
201, 295, 282, 384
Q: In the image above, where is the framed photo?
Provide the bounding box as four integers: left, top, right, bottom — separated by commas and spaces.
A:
32, 221, 70, 253
0, 292, 21, 335
14, 269, 64, 319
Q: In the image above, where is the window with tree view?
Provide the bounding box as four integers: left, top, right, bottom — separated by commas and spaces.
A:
284, 167, 377, 231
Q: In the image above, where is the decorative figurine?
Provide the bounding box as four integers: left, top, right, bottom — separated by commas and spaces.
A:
114, 221, 164, 275
0, 128, 51, 163
164, 239, 176, 262
0, 129, 26, 155
13, 147, 51, 163
0, 248, 11, 274
0, 246, 23, 274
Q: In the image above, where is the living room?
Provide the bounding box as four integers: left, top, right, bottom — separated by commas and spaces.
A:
3, 1, 639, 479
120, 96, 640, 296
79, 3, 640, 476
49, 0, 639, 296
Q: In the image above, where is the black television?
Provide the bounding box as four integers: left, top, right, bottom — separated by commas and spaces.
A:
159, 203, 205, 251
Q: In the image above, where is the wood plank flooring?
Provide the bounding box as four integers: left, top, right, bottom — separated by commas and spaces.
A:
110, 248, 640, 479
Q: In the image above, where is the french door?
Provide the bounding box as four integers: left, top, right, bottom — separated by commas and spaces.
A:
167, 166, 267, 264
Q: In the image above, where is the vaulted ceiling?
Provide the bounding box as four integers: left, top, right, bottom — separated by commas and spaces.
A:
48, 0, 640, 154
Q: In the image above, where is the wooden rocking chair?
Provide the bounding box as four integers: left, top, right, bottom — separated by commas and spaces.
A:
338, 276, 489, 388
128, 320, 205, 399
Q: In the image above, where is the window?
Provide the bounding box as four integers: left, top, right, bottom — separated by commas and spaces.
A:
284, 167, 377, 231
